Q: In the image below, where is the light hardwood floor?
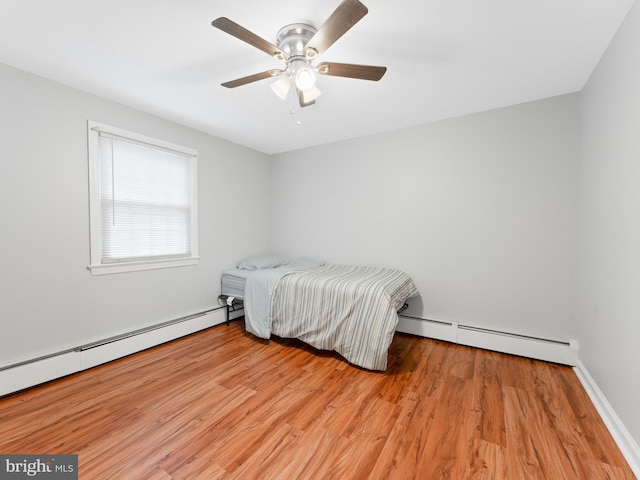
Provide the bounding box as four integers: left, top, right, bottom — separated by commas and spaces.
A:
0, 319, 635, 479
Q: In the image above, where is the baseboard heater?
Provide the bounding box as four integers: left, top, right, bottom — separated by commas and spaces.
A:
457, 324, 572, 346
77, 309, 221, 351
0, 307, 226, 397
396, 313, 578, 366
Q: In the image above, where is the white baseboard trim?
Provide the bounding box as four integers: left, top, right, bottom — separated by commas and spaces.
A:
0, 308, 226, 397
574, 361, 640, 478
396, 316, 579, 366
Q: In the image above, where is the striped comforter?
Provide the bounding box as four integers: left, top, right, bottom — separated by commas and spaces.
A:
269, 264, 419, 371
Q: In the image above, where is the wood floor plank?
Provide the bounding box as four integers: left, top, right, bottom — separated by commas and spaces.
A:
472, 352, 507, 447
375, 392, 436, 480
458, 438, 507, 480
0, 320, 635, 479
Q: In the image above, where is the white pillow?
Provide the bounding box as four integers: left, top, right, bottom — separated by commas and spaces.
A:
236, 254, 289, 271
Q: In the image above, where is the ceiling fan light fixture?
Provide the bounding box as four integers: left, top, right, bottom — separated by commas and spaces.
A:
270, 75, 292, 100
295, 65, 316, 91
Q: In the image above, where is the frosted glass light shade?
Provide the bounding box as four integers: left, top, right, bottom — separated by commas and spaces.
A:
270, 75, 292, 100
301, 85, 322, 103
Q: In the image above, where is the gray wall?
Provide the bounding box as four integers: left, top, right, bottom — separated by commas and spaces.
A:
0, 63, 270, 367
579, 0, 640, 443
270, 94, 580, 342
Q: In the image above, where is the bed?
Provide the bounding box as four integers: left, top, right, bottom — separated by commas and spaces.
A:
220, 256, 419, 371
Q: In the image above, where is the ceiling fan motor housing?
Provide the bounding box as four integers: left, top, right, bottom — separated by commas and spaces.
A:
276, 23, 317, 59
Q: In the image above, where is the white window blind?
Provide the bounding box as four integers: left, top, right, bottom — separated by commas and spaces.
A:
88, 121, 198, 275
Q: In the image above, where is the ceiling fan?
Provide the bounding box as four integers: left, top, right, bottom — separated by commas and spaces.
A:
211, 0, 387, 108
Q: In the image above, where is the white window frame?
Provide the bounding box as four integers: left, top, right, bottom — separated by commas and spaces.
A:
87, 121, 199, 275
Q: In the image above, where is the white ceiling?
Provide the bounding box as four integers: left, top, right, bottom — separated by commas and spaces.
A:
0, 0, 635, 154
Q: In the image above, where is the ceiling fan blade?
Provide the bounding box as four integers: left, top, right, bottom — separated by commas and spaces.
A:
221, 69, 284, 88
316, 62, 386, 81
212, 17, 288, 60
303, 0, 368, 58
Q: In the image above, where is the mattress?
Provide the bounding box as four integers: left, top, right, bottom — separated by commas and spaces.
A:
221, 258, 324, 300
220, 268, 252, 299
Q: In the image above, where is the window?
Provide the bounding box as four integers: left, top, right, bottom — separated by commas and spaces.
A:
87, 121, 198, 275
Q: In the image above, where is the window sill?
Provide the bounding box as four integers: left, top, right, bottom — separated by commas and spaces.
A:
88, 257, 200, 276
